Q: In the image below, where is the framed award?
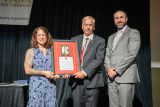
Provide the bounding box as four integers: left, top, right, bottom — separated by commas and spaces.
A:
52, 40, 80, 75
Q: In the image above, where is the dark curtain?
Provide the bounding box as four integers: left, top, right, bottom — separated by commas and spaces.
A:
0, 0, 152, 107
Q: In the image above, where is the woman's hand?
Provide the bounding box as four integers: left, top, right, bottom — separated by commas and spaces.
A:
53, 74, 60, 80
43, 71, 69, 80
43, 71, 55, 79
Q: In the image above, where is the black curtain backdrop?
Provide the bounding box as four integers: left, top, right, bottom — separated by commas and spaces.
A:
0, 0, 152, 107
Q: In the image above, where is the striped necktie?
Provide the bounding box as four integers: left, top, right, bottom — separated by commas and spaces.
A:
80, 38, 89, 64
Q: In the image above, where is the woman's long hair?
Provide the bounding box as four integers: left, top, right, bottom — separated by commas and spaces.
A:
30, 26, 52, 48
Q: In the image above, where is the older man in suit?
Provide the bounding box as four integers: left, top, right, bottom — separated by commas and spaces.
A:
104, 10, 141, 107
71, 16, 105, 107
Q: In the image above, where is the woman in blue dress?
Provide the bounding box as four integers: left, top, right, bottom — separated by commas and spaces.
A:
24, 26, 59, 107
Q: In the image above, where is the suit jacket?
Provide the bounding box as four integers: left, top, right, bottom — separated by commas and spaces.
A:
104, 26, 141, 83
71, 34, 105, 88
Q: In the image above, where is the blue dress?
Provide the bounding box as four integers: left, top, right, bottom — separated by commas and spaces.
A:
27, 48, 56, 107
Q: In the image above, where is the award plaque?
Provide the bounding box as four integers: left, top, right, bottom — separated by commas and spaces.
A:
52, 40, 80, 75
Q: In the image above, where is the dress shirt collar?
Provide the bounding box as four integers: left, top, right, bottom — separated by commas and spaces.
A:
118, 25, 127, 33
83, 33, 94, 41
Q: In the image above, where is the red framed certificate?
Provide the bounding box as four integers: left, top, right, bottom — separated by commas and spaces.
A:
52, 40, 80, 75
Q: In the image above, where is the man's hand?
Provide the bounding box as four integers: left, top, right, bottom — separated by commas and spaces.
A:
63, 74, 70, 78
107, 67, 117, 79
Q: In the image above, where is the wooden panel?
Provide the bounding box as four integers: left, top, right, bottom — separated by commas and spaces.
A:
152, 68, 160, 107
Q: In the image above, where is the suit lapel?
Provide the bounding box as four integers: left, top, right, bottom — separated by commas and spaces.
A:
111, 33, 116, 50
113, 26, 130, 51
79, 35, 83, 49
78, 35, 83, 56
84, 35, 96, 56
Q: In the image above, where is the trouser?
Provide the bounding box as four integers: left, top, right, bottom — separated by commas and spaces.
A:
72, 85, 99, 107
108, 81, 135, 107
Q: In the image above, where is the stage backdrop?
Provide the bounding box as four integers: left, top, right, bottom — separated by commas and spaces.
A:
0, 0, 152, 107
0, 0, 33, 25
